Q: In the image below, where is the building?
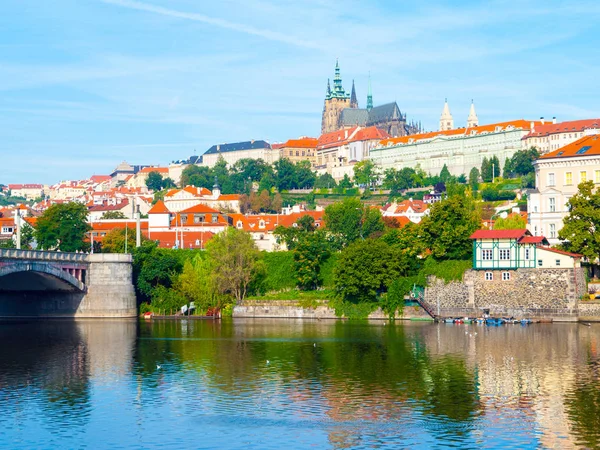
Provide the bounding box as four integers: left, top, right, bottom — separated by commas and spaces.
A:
370, 119, 540, 178
381, 199, 429, 223
277, 137, 318, 166
528, 134, 600, 244
316, 126, 389, 180
320, 61, 421, 137
8, 184, 44, 200
201, 140, 279, 168
162, 182, 241, 213
126, 167, 169, 189
521, 118, 600, 154
110, 161, 149, 187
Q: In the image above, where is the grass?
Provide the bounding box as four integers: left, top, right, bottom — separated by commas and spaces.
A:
246, 289, 332, 303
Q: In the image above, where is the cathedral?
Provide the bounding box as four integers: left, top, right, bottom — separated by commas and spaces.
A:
320, 61, 422, 137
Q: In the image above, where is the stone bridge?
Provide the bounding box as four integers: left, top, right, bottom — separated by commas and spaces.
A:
0, 249, 137, 318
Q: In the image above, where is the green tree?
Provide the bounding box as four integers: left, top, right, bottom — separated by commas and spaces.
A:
100, 226, 147, 253
101, 211, 127, 220
146, 172, 165, 191
333, 239, 409, 303
206, 228, 260, 303
295, 160, 316, 189
35, 203, 91, 252
324, 198, 367, 247
181, 165, 212, 189
468, 167, 480, 192
274, 158, 297, 191
338, 174, 353, 189
314, 173, 337, 189
132, 241, 183, 301
353, 160, 377, 189
294, 231, 330, 290
481, 157, 491, 183
494, 214, 526, 230
421, 195, 481, 260
558, 181, 600, 263
439, 164, 451, 183
503, 147, 540, 178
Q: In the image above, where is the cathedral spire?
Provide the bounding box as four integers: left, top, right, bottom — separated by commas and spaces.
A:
326, 78, 331, 97
350, 79, 358, 108
331, 59, 348, 98
439, 98, 454, 131
467, 99, 479, 128
366, 73, 373, 111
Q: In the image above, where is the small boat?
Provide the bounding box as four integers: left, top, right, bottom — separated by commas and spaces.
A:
475, 318, 485, 324
453, 318, 464, 324
520, 319, 533, 325
444, 318, 454, 323
463, 317, 473, 324
486, 317, 503, 326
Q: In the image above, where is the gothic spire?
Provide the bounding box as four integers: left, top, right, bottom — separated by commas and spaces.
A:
366, 73, 373, 111
326, 78, 331, 97
467, 99, 479, 128
439, 98, 454, 131
350, 79, 358, 107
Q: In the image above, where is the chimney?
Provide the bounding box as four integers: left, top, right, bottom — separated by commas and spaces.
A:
344, 130, 348, 139
530, 121, 535, 133
540, 117, 545, 125
552, 117, 557, 124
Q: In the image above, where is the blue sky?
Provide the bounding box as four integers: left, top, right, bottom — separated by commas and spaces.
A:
2, 0, 600, 184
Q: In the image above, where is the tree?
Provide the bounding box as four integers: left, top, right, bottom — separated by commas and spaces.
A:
274, 158, 297, 191
295, 160, 316, 189
314, 173, 337, 189
174, 255, 227, 312
206, 228, 260, 303
100, 226, 147, 253
181, 165, 212, 189
35, 202, 91, 252
146, 172, 165, 191
339, 174, 353, 189
468, 167, 480, 192
333, 239, 410, 303
132, 241, 183, 301
457, 174, 467, 184
558, 181, 600, 263
439, 164, 451, 183
481, 157, 491, 183
493, 214, 527, 230
503, 147, 540, 178
324, 198, 363, 247
294, 231, 330, 290
101, 211, 127, 220
353, 160, 377, 189
420, 195, 481, 260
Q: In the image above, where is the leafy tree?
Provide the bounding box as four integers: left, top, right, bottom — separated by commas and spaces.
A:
338, 174, 353, 189
294, 231, 330, 290
468, 167, 480, 192
2, 222, 37, 249
132, 241, 183, 301
493, 214, 526, 230
521, 172, 535, 189
101, 211, 126, 220
362, 207, 385, 239
421, 195, 481, 260
35, 202, 91, 252
457, 174, 467, 184
274, 158, 297, 191
206, 228, 260, 303
100, 226, 147, 253
503, 147, 539, 178
481, 157, 491, 183
558, 181, 600, 263
333, 239, 410, 303
314, 173, 337, 189
273, 216, 317, 251
439, 164, 451, 183
174, 255, 228, 312
213, 156, 234, 194
181, 165, 212, 189
353, 160, 377, 189
146, 172, 165, 191
382, 222, 425, 265
295, 160, 316, 189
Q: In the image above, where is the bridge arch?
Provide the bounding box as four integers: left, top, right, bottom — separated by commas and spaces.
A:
0, 262, 86, 292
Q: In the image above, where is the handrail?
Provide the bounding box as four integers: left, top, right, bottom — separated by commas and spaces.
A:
414, 290, 437, 319
0, 248, 88, 263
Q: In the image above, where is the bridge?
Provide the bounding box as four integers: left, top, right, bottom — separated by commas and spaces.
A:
0, 249, 137, 318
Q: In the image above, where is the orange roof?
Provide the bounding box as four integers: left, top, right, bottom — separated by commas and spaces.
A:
523, 118, 600, 138
317, 126, 359, 149
281, 137, 318, 149
384, 200, 428, 215
165, 186, 212, 197
228, 211, 325, 232
148, 200, 170, 214
179, 204, 221, 214
350, 126, 390, 143
217, 194, 240, 201
380, 120, 539, 147
539, 135, 600, 159
538, 246, 583, 258
139, 167, 169, 174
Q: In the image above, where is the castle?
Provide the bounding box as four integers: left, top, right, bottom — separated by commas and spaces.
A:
320, 61, 422, 137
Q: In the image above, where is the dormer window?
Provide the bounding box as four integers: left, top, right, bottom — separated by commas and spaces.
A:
259, 220, 265, 229
236, 220, 243, 229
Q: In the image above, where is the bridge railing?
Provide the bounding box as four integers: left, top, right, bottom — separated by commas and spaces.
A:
0, 248, 89, 263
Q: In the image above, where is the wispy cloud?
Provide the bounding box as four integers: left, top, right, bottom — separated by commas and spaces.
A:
99, 0, 322, 49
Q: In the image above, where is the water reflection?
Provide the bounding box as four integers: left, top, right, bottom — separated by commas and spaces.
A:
0, 319, 599, 448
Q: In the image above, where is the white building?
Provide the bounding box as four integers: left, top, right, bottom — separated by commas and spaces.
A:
162, 183, 241, 213
522, 118, 600, 154
528, 134, 600, 244
370, 119, 540, 177
200, 140, 279, 168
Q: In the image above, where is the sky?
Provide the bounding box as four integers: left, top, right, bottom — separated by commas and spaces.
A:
2, 0, 600, 184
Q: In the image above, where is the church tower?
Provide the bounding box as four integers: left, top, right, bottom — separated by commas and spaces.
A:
350, 80, 358, 108
321, 60, 352, 134
467, 99, 478, 128
439, 98, 454, 131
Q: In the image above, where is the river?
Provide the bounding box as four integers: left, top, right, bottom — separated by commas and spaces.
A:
0, 319, 599, 449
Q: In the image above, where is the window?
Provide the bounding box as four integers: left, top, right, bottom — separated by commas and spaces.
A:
499, 249, 510, 260
550, 223, 556, 238
576, 145, 591, 155
549, 197, 556, 212
538, 259, 543, 267
259, 220, 265, 228
525, 248, 530, 260
212, 214, 218, 223
236, 220, 243, 229
482, 249, 493, 260
581, 171, 587, 183
194, 214, 205, 223
181, 215, 187, 224
548, 173, 555, 186
596, 170, 600, 183
502, 272, 511, 281
1, 227, 12, 234
565, 172, 573, 185
485, 272, 493, 281
556, 259, 561, 266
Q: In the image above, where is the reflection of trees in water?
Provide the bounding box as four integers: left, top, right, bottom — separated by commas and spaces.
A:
0, 321, 91, 425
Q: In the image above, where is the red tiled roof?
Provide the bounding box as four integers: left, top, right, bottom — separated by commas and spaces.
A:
523, 118, 600, 138
470, 229, 530, 239
380, 120, 539, 147
350, 126, 390, 142
217, 194, 240, 201
179, 204, 221, 214
539, 135, 600, 159
148, 200, 170, 214
90, 175, 111, 183
139, 167, 169, 174
280, 137, 318, 149
317, 126, 359, 149
518, 236, 547, 244
538, 246, 583, 258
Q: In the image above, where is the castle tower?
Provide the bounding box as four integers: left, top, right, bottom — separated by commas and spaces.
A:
439, 98, 454, 131
321, 60, 352, 134
467, 99, 479, 128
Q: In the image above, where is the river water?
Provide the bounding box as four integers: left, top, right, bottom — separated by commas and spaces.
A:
0, 319, 599, 449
